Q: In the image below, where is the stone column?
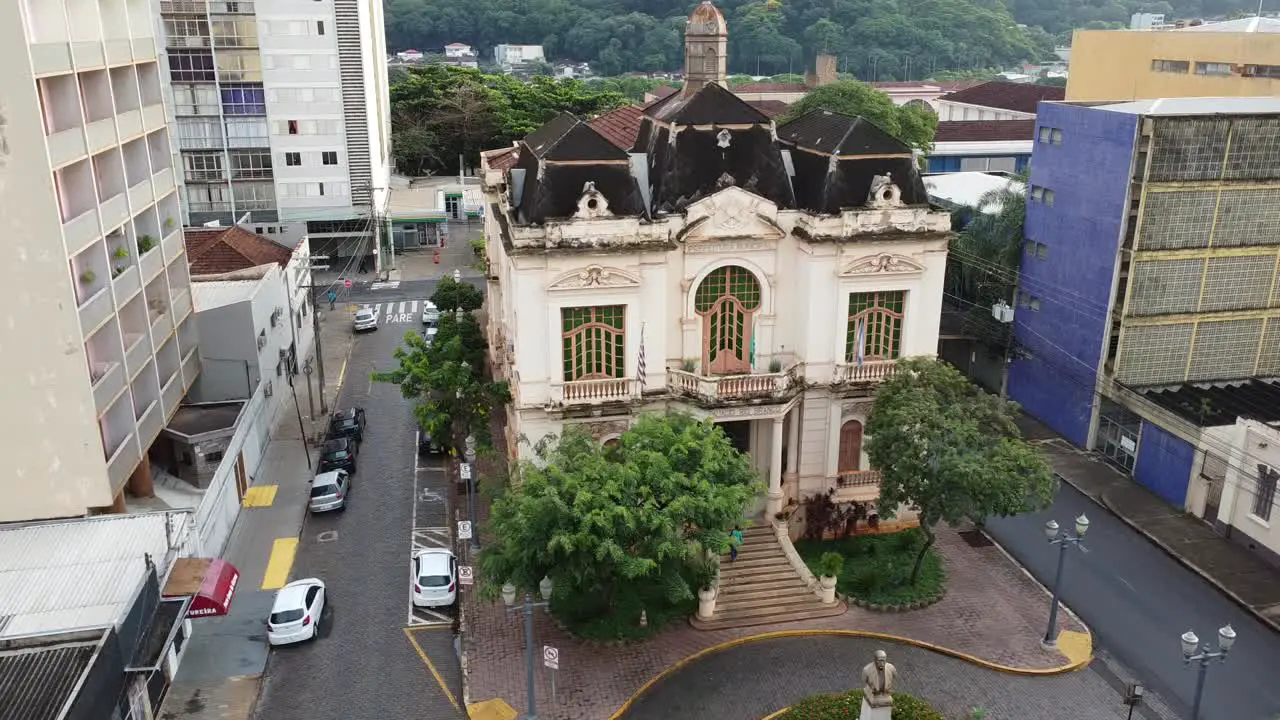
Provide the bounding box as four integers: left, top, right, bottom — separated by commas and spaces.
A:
783, 406, 801, 504
767, 416, 785, 516
129, 460, 155, 498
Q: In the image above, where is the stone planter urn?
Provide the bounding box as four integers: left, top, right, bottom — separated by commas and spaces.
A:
819, 575, 839, 605
697, 586, 717, 619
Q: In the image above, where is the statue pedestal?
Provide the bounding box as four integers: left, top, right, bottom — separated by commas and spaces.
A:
860, 697, 892, 720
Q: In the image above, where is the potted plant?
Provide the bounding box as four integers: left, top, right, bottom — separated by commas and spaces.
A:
768, 358, 783, 373
818, 552, 844, 605
137, 234, 156, 254
681, 357, 697, 372
697, 584, 717, 619
694, 554, 718, 619
112, 247, 129, 276
79, 270, 96, 285
163, 216, 175, 232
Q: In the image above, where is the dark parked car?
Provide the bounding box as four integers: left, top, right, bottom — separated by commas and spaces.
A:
328, 407, 366, 442
320, 437, 358, 473
418, 428, 443, 456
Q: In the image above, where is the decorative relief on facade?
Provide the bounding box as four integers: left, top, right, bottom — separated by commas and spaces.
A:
547, 265, 642, 291
684, 239, 774, 254
684, 186, 784, 244
842, 399, 874, 417
840, 253, 924, 277
581, 419, 631, 439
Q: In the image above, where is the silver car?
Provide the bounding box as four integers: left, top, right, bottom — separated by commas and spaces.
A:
353, 307, 377, 332
308, 470, 350, 513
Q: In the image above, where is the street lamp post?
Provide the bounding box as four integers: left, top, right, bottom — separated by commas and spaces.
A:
1042, 514, 1090, 647
503, 581, 554, 720
1181, 624, 1237, 720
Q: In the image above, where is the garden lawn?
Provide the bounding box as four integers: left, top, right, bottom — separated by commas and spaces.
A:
776, 689, 943, 720
794, 528, 945, 607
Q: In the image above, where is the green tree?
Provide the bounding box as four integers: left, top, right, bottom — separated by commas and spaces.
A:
376, 312, 507, 452
945, 172, 1028, 350
780, 81, 938, 151
430, 275, 484, 313
865, 357, 1056, 583
479, 412, 761, 638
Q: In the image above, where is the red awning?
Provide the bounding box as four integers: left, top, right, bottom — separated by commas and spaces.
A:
163, 558, 240, 618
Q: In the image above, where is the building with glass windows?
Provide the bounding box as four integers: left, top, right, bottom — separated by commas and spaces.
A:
157, 0, 392, 269
479, 2, 950, 524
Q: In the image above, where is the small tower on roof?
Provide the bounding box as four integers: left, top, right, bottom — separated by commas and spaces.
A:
683, 1, 728, 94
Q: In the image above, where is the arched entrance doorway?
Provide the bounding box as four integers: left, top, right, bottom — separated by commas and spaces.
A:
694, 265, 762, 374
838, 420, 863, 472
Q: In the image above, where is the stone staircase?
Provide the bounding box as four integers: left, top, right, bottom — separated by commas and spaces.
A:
691, 524, 847, 630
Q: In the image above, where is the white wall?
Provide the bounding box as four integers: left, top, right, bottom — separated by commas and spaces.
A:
1211, 419, 1280, 562
936, 101, 1035, 122
193, 382, 273, 554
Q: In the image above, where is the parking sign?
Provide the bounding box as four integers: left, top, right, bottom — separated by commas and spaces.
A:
457, 520, 473, 540
543, 645, 559, 670
458, 566, 474, 586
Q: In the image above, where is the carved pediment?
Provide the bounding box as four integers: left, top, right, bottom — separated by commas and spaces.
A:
840, 253, 924, 277
547, 265, 641, 291
682, 186, 783, 243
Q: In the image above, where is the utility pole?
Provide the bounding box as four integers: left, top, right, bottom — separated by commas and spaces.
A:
298, 254, 332, 418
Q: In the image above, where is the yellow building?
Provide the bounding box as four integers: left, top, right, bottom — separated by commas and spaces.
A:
1066, 17, 1280, 101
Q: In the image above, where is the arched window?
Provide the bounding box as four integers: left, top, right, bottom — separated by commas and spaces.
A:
703, 47, 717, 74
561, 306, 625, 380
694, 266, 762, 374
846, 291, 905, 362
838, 420, 863, 472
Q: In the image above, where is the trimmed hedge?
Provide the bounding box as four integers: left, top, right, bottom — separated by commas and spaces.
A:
776, 689, 943, 720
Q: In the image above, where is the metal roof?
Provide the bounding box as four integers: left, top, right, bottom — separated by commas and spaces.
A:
924, 172, 1025, 212
0, 512, 193, 640
1094, 96, 1280, 116
0, 637, 103, 720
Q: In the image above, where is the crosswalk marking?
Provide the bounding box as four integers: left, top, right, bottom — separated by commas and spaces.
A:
356, 300, 425, 326
370, 280, 401, 290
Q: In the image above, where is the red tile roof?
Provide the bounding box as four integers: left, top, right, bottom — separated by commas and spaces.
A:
589, 104, 644, 150
486, 146, 520, 171
938, 81, 1065, 114
747, 100, 790, 118
646, 85, 678, 101
872, 79, 985, 92
734, 82, 807, 94
184, 226, 294, 276
934, 119, 1037, 142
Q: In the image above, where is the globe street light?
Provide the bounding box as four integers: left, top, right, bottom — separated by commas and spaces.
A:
1042, 514, 1089, 647
1181, 624, 1237, 720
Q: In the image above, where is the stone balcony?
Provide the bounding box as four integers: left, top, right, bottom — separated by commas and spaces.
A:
832, 469, 882, 502
666, 363, 802, 406
547, 377, 640, 409
833, 360, 898, 384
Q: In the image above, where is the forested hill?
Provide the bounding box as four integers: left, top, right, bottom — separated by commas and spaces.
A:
384, 0, 1263, 78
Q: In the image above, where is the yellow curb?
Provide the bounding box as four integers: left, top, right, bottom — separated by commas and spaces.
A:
605, 628, 1092, 720
467, 699, 517, 720
761, 709, 787, 720
1056, 629, 1092, 667
242, 485, 277, 508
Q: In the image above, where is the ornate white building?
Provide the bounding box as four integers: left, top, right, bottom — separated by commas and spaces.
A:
479, 1, 950, 516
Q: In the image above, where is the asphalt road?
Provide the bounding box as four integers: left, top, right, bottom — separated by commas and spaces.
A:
987, 484, 1280, 720
253, 315, 465, 720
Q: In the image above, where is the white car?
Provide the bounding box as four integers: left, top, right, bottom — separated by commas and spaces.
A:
421, 301, 440, 326
267, 578, 326, 646
412, 549, 457, 608
423, 326, 439, 346
353, 307, 377, 332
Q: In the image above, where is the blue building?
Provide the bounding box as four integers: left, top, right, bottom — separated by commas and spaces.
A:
1008, 97, 1280, 514
925, 120, 1034, 174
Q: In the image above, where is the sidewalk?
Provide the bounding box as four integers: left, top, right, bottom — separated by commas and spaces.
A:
1017, 413, 1280, 632
160, 311, 356, 720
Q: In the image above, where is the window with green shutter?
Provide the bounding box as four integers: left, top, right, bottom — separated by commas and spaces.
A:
846, 291, 905, 362
561, 306, 625, 381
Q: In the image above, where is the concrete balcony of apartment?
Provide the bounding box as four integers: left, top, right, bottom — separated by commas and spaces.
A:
139, 240, 164, 281
161, 372, 184, 419
136, 399, 164, 449
91, 361, 127, 417
106, 432, 141, 496
832, 469, 883, 503
124, 331, 151, 379
547, 377, 640, 410
105, 39, 133, 66
181, 346, 200, 390
666, 362, 803, 406
833, 359, 899, 385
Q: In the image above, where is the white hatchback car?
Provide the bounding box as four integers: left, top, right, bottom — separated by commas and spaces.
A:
267, 578, 326, 646
421, 301, 440, 326
412, 549, 457, 608
353, 307, 377, 332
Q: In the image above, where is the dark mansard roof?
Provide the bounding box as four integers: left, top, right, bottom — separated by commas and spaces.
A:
507, 88, 933, 224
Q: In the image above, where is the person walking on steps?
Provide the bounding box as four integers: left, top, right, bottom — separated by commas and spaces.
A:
730, 525, 744, 562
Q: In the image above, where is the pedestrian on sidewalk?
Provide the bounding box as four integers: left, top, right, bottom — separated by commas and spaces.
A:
327, 289, 337, 311
730, 525, 744, 562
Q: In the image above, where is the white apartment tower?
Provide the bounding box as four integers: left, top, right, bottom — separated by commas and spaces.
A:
158, 0, 391, 268
2, 0, 201, 521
